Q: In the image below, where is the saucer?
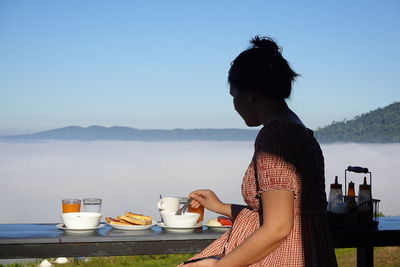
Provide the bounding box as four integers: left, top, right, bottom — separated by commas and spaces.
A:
205, 224, 231, 231
56, 223, 104, 233
107, 221, 155, 231
157, 222, 202, 233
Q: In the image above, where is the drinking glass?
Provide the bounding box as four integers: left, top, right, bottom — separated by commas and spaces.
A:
188, 204, 205, 222
83, 198, 102, 212
62, 199, 81, 213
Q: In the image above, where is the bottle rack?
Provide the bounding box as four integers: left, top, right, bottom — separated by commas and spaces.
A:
327, 166, 380, 229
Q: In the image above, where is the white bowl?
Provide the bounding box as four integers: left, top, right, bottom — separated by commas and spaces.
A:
160, 211, 200, 227
61, 212, 102, 229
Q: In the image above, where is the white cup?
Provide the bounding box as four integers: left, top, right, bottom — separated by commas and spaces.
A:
157, 197, 180, 212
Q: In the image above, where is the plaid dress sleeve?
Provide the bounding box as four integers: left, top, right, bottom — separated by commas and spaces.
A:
256, 152, 299, 198
242, 152, 301, 212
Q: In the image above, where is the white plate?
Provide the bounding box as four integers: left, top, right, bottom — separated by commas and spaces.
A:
56, 223, 105, 232
107, 221, 155, 230
157, 222, 202, 232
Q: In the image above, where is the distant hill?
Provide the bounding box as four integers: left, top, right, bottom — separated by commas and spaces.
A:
0, 126, 259, 142
314, 101, 400, 143
1, 102, 398, 143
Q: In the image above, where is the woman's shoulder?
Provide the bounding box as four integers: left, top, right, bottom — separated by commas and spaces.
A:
257, 119, 313, 140
255, 120, 316, 153
265, 119, 313, 132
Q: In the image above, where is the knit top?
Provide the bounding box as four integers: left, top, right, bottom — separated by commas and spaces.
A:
253, 120, 337, 266
255, 120, 327, 215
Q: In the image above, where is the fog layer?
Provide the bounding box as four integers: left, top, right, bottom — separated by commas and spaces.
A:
0, 141, 398, 223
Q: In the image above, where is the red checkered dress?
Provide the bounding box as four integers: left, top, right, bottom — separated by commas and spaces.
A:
181, 153, 304, 266
180, 121, 338, 266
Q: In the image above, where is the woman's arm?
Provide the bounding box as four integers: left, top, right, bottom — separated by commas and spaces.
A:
215, 190, 294, 267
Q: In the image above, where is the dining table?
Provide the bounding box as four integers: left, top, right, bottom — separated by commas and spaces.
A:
1, 216, 400, 267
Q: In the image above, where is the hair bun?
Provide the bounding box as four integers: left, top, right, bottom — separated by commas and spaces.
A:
250, 36, 281, 57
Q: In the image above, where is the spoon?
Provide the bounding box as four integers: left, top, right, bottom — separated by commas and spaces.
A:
175, 198, 192, 215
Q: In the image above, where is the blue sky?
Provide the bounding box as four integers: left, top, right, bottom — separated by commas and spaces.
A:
0, 0, 399, 134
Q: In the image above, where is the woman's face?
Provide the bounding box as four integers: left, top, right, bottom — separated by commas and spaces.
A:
230, 87, 259, 127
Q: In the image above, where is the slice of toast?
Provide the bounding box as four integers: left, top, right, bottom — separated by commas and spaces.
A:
106, 216, 135, 225
119, 215, 147, 225
126, 212, 152, 224
123, 212, 152, 225
109, 220, 135, 226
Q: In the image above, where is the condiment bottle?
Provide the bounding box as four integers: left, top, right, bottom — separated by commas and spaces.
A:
327, 176, 344, 213
358, 177, 372, 204
345, 181, 357, 212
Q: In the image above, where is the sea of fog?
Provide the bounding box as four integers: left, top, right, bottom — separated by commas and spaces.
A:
0, 141, 399, 223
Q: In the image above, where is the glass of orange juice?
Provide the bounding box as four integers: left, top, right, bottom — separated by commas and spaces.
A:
62, 199, 81, 213
188, 204, 204, 223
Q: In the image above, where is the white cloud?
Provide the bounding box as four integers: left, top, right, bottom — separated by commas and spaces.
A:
0, 141, 398, 223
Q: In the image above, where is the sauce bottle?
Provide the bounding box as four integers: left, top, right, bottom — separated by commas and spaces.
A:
345, 181, 357, 212
327, 176, 344, 213
358, 177, 372, 204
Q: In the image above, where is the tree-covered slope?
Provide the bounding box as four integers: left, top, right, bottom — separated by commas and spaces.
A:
315, 101, 400, 143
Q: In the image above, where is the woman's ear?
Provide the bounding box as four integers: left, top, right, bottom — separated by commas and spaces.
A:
246, 89, 255, 103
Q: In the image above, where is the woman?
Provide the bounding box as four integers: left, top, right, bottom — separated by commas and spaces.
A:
182, 36, 338, 267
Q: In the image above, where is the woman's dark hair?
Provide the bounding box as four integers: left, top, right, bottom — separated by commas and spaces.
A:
228, 36, 299, 99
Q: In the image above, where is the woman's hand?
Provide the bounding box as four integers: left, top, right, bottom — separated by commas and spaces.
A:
184, 258, 220, 267
189, 189, 230, 216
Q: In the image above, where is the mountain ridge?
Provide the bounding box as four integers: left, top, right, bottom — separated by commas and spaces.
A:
314, 101, 399, 143
1, 101, 399, 143
1, 126, 259, 141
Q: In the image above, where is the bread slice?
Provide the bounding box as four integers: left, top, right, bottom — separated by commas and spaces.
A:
105, 217, 115, 223
109, 220, 135, 226
106, 216, 134, 225
123, 212, 152, 225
